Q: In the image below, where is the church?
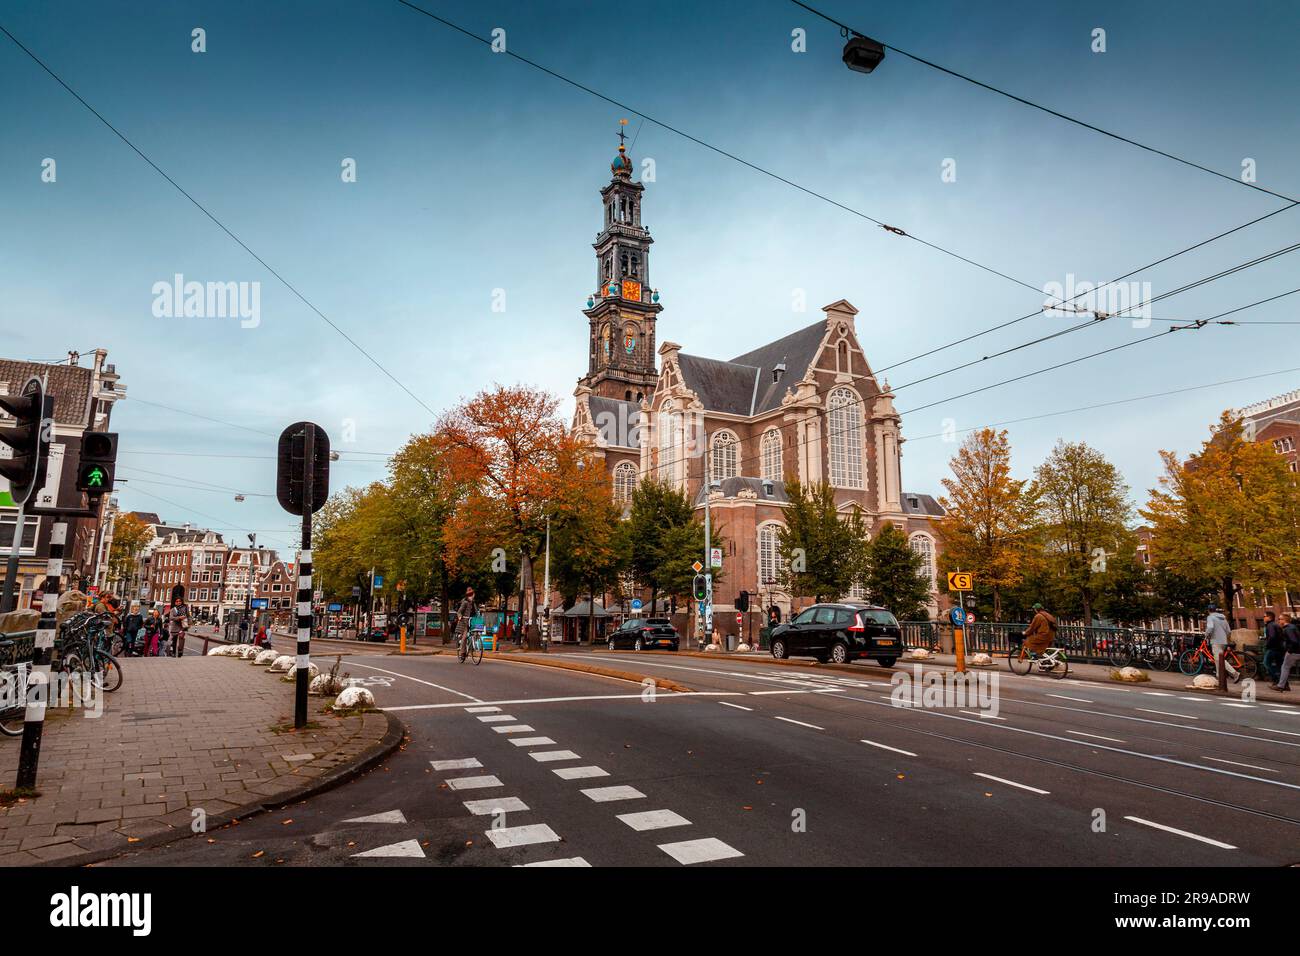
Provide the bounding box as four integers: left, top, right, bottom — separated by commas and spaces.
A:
570, 132, 945, 637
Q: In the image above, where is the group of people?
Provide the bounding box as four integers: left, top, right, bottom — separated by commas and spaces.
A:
1262, 610, 1300, 692
94, 594, 191, 658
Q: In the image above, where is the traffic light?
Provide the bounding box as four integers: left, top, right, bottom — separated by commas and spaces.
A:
736, 590, 749, 613
76, 432, 118, 496
0, 376, 51, 507
692, 574, 708, 602
276, 422, 330, 516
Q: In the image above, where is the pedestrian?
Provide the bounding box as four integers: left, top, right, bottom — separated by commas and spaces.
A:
1204, 604, 1239, 682
122, 603, 144, 656
1262, 611, 1285, 683
1270, 613, 1300, 692
143, 609, 162, 656
167, 597, 190, 658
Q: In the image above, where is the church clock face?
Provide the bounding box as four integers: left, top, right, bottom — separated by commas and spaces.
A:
621, 279, 642, 301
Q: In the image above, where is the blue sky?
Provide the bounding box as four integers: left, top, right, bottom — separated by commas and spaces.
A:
2, 0, 1297, 551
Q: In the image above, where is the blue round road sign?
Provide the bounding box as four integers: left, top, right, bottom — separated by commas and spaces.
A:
949, 606, 966, 626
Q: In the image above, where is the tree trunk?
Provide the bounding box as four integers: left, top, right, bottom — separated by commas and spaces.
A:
1222, 576, 1235, 626
992, 588, 1002, 621
439, 560, 451, 645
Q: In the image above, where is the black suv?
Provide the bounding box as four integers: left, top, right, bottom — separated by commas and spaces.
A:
769, 602, 902, 667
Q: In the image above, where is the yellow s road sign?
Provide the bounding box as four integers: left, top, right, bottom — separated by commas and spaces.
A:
947, 571, 973, 591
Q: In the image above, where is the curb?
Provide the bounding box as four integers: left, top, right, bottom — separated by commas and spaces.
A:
29, 709, 406, 868
492, 654, 694, 693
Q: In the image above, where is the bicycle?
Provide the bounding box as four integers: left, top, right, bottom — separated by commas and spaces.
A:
1109, 636, 1174, 671
457, 626, 484, 666
59, 624, 124, 697
1178, 638, 1256, 680
0, 639, 28, 737
1007, 634, 1069, 679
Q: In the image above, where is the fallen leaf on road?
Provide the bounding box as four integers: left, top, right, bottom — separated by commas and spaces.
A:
252, 850, 265, 859
281, 819, 293, 825
984, 793, 992, 797
465, 840, 473, 847
127, 837, 141, 843
756, 779, 763, 785
897, 774, 905, 780
347, 841, 356, 848
207, 839, 217, 844
742, 806, 752, 811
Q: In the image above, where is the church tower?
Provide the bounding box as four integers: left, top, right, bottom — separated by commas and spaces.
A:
579, 123, 662, 403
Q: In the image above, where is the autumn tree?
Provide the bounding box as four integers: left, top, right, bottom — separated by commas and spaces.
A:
1030, 440, 1132, 624
624, 479, 712, 613
1141, 411, 1300, 618
936, 428, 1034, 618
777, 480, 867, 602
863, 523, 931, 620
107, 513, 152, 595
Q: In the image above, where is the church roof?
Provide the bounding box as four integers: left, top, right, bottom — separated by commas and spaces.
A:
675, 319, 829, 417
587, 395, 643, 447
694, 476, 791, 505
901, 492, 945, 517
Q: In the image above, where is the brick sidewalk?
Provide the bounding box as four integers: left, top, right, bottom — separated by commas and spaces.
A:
0, 656, 399, 866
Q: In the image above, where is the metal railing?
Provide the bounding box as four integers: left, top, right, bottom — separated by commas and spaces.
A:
897, 622, 1209, 667
0, 630, 37, 666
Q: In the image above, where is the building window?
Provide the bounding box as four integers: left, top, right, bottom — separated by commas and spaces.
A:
613, 461, 638, 505
758, 523, 786, 587
909, 533, 936, 588
828, 387, 864, 489
1273, 436, 1295, 453
837, 340, 849, 373
710, 431, 739, 482
657, 410, 683, 488
761, 429, 782, 482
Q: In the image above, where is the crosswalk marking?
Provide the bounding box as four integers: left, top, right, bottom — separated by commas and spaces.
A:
342, 810, 407, 824
617, 809, 691, 832
516, 857, 591, 867
493, 725, 536, 734
508, 737, 556, 747
444, 774, 503, 791
580, 785, 645, 803
553, 765, 609, 780
529, 750, 581, 763
486, 824, 561, 849
463, 796, 529, 815
658, 837, 744, 865
351, 839, 425, 858
465, 706, 502, 713
430, 758, 481, 771
477, 714, 517, 722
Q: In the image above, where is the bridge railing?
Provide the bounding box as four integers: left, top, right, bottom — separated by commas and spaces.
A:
898, 622, 1207, 667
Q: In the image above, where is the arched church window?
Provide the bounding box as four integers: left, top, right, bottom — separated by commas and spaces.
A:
620, 252, 630, 277
613, 461, 638, 505
758, 523, 786, 587
710, 431, 739, 482
828, 387, 864, 489
631, 254, 641, 280
761, 429, 782, 482
910, 533, 936, 587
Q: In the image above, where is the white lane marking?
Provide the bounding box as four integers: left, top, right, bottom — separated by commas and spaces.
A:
508, 737, 556, 747
466, 706, 501, 713
1220, 703, 1255, 709
385, 691, 746, 711
431, 758, 481, 771
529, 750, 582, 763
658, 837, 745, 865
352, 839, 425, 858
861, 739, 917, 757
492, 725, 536, 734
974, 772, 1050, 795
1138, 708, 1197, 720
1047, 694, 1093, 703
342, 810, 407, 824
580, 785, 646, 803
718, 701, 754, 711
477, 714, 517, 723
1202, 757, 1278, 773
1265, 707, 1299, 714
617, 809, 692, 832
486, 824, 561, 849
962, 710, 1006, 720
1123, 816, 1236, 850
1005, 698, 1300, 750
554, 766, 609, 780
1256, 727, 1300, 737
749, 689, 828, 696
445, 775, 503, 791
773, 716, 824, 730
1143, 691, 1175, 697
1067, 730, 1126, 744
343, 660, 482, 702
463, 796, 529, 815
516, 857, 591, 867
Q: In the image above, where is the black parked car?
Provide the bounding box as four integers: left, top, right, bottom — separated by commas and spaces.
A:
608, 617, 679, 651
768, 602, 902, 666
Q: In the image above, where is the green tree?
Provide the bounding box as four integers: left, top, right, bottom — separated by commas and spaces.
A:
1030, 440, 1132, 624
106, 512, 152, 595
624, 479, 714, 611
776, 480, 867, 602
1141, 412, 1300, 617
863, 523, 931, 620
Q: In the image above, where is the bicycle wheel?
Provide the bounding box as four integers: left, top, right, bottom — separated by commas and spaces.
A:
1049, 652, 1069, 679
1237, 653, 1258, 682
1008, 647, 1033, 675
1146, 645, 1173, 671
470, 635, 483, 665
0, 706, 24, 736
96, 654, 123, 693
1177, 650, 1204, 676
1108, 641, 1133, 668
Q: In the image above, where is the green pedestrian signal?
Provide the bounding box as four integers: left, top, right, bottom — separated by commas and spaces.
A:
76, 432, 118, 496
85, 467, 105, 487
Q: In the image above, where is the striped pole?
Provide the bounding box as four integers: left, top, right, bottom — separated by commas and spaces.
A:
294, 428, 314, 729
16, 520, 65, 789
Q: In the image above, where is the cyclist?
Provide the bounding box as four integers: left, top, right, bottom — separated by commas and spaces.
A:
454, 588, 479, 656
1205, 603, 1239, 682
1021, 602, 1057, 659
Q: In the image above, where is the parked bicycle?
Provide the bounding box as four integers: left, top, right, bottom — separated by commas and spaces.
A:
1108, 635, 1174, 671
0, 639, 28, 737
1177, 637, 1256, 680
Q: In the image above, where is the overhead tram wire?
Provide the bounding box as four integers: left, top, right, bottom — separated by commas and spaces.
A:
788, 0, 1300, 205
904, 364, 1300, 442
393, 0, 1045, 297
0, 23, 439, 421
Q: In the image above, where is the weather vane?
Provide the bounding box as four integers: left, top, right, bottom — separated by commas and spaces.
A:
618, 117, 628, 148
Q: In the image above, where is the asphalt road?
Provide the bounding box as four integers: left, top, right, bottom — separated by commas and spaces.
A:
106, 647, 1300, 867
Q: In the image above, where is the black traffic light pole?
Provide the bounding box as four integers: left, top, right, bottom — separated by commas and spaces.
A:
15, 518, 66, 789
294, 427, 314, 730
